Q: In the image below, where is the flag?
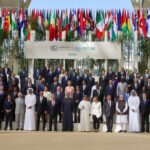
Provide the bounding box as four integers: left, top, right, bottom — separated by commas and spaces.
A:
139, 10, 147, 38
121, 10, 128, 34
49, 10, 56, 41
117, 10, 121, 31
44, 10, 49, 29
110, 10, 117, 41
146, 9, 150, 37
38, 10, 44, 30
55, 10, 62, 40
62, 9, 66, 31
65, 9, 69, 39
3, 9, 11, 32
127, 11, 132, 36
96, 10, 105, 40
11, 8, 17, 30
85, 9, 90, 31
68, 9, 76, 40
89, 9, 95, 31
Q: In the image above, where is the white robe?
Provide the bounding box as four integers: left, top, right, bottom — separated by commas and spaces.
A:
128, 95, 140, 132
78, 100, 91, 131
24, 94, 36, 131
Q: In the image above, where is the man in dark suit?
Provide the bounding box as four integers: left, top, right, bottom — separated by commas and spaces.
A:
33, 66, 42, 81
99, 71, 107, 101
55, 64, 62, 78
131, 78, 141, 96
104, 80, 116, 101
80, 80, 90, 97
50, 77, 60, 93
4, 95, 15, 130
72, 70, 83, 87
48, 94, 58, 131
8, 73, 19, 93
125, 71, 134, 93
55, 86, 64, 123
140, 93, 150, 133
143, 78, 150, 100
37, 78, 45, 96
0, 85, 6, 130
20, 67, 28, 92
82, 69, 89, 84
36, 91, 47, 131
46, 68, 54, 89
117, 67, 126, 82
61, 71, 70, 91
103, 95, 116, 132
42, 64, 50, 80
73, 86, 82, 123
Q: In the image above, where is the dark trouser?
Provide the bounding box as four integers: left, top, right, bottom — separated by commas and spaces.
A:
93, 115, 100, 130
141, 114, 149, 132
74, 104, 80, 123
5, 113, 13, 130
36, 112, 46, 131
58, 103, 62, 123
106, 116, 113, 132
49, 116, 57, 131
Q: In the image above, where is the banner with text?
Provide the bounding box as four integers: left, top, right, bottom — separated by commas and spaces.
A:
24, 42, 121, 60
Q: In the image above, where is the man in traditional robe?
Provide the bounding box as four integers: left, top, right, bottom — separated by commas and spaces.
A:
78, 95, 91, 132
24, 88, 36, 131
128, 90, 140, 132
116, 95, 128, 132
61, 93, 73, 131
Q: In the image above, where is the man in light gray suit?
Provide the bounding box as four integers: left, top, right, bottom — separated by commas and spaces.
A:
15, 92, 25, 130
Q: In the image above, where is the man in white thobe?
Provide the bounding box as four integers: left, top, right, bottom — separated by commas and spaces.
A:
24, 88, 36, 131
128, 90, 140, 132
78, 95, 91, 132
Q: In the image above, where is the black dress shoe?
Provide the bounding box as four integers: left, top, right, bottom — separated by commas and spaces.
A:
16, 128, 19, 130
119, 130, 122, 133
20, 128, 23, 130
123, 130, 127, 133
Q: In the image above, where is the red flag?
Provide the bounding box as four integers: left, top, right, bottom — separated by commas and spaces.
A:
139, 10, 147, 38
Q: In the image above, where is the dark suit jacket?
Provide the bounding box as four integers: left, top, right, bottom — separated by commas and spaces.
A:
72, 75, 83, 87
73, 92, 82, 104
46, 72, 54, 87
140, 99, 150, 116
131, 83, 141, 95
48, 101, 58, 118
144, 85, 150, 100
61, 76, 70, 90
34, 68, 42, 80
103, 100, 116, 118
105, 85, 116, 100
20, 69, 28, 80
55, 92, 64, 103
36, 96, 47, 113
50, 82, 60, 93
80, 85, 90, 97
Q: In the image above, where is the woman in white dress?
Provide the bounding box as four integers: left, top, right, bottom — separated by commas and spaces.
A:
116, 95, 128, 132
24, 88, 36, 131
91, 96, 102, 131
78, 95, 91, 132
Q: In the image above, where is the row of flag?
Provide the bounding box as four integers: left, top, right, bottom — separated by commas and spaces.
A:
0, 8, 150, 41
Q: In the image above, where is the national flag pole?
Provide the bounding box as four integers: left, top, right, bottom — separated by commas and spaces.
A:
134, 30, 139, 72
